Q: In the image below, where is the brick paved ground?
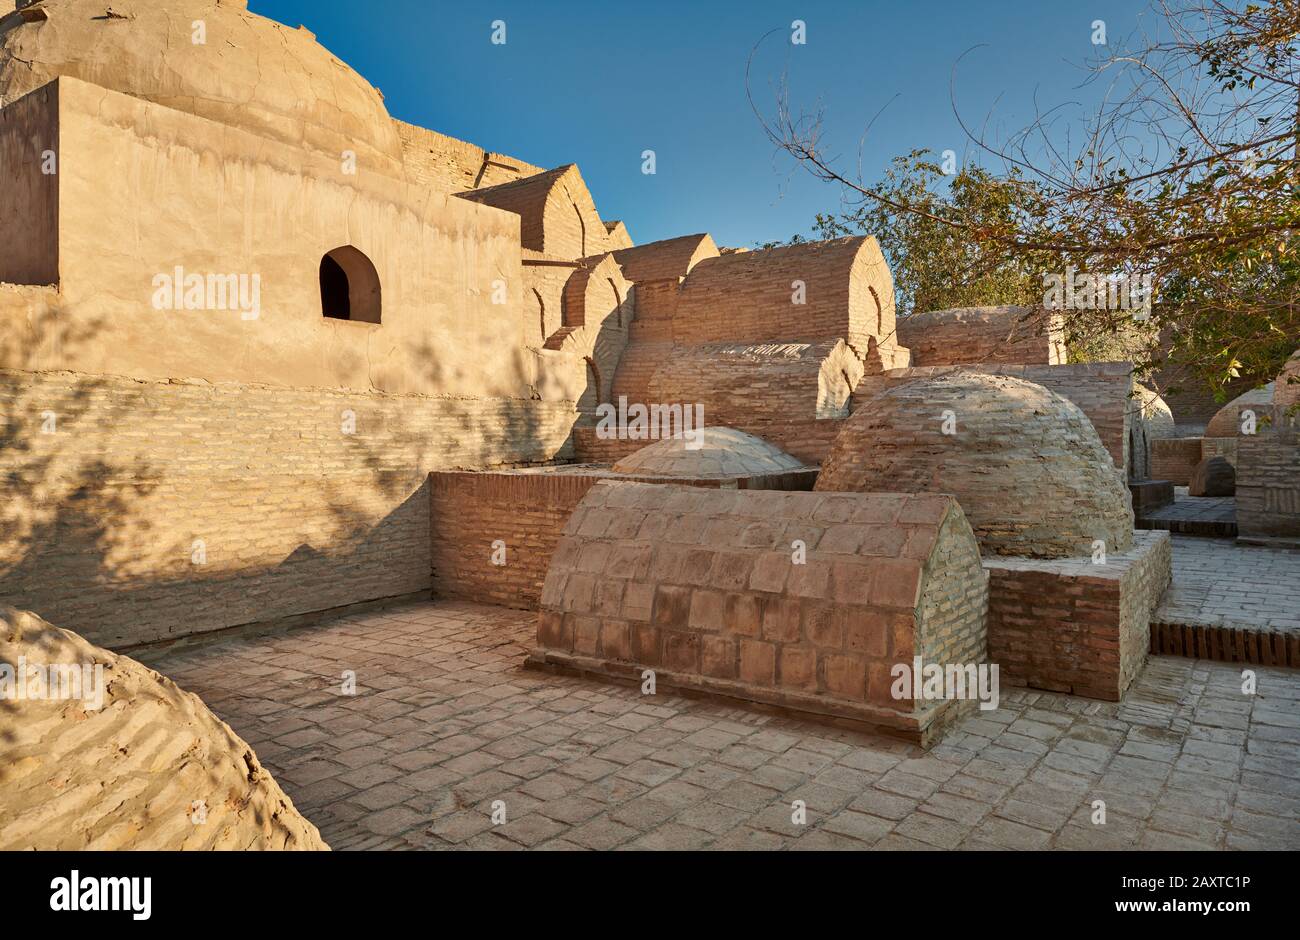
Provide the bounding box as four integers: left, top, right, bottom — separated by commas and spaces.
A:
1139, 488, 1237, 536
1156, 534, 1300, 636
136, 600, 1300, 851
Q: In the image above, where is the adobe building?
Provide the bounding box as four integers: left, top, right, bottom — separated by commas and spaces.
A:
0, 0, 1211, 749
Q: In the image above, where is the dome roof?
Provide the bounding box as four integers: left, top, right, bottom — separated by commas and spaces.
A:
1205, 383, 1274, 437
817, 371, 1134, 558
0, 606, 327, 850
0, 0, 403, 171
612, 426, 805, 477
1131, 383, 1175, 438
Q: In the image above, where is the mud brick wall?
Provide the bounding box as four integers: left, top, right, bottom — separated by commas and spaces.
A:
896, 306, 1066, 368
394, 119, 543, 194
672, 237, 898, 357
646, 341, 860, 426
1236, 432, 1300, 539
0, 369, 576, 648
984, 530, 1171, 700
1150, 438, 1202, 485
531, 482, 989, 742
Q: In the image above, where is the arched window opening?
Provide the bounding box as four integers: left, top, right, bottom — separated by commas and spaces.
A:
320, 245, 381, 323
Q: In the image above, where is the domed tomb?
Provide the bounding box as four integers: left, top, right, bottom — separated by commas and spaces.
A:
816, 371, 1135, 558
612, 426, 805, 477
0, 606, 328, 850
1128, 383, 1176, 480
1205, 384, 1275, 437
0, 0, 403, 172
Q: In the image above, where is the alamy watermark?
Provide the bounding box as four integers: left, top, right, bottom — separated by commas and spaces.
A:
594, 396, 705, 449
1043, 266, 1153, 319
151, 266, 261, 320
1, 658, 106, 710
891, 656, 1000, 711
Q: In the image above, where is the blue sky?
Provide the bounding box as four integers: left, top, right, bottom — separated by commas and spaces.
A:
251, 0, 1159, 248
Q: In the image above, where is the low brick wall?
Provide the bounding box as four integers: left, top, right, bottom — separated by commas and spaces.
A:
1150, 438, 1203, 485
1236, 431, 1300, 542
983, 530, 1172, 701
527, 482, 990, 746
430, 466, 818, 610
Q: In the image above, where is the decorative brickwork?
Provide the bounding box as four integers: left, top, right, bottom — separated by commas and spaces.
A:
529, 482, 989, 745
819, 372, 1135, 559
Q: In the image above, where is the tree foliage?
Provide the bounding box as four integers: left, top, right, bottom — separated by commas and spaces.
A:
751, 0, 1300, 393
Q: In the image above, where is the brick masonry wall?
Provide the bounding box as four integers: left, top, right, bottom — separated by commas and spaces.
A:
431, 467, 819, 610
1236, 431, 1300, 539
983, 531, 1171, 700
672, 238, 895, 354
394, 119, 544, 194
431, 471, 602, 610
1150, 438, 1202, 485
896, 307, 1065, 368
646, 341, 858, 426
1201, 437, 1239, 467
611, 235, 717, 283
0, 369, 575, 648
530, 482, 989, 742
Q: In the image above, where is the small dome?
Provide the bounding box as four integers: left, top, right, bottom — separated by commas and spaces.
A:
1132, 384, 1175, 438
817, 371, 1134, 558
1205, 384, 1274, 437
612, 427, 805, 477
0, 0, 403, 171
